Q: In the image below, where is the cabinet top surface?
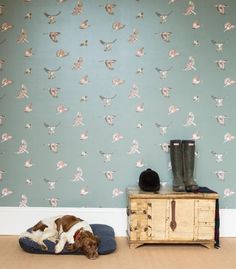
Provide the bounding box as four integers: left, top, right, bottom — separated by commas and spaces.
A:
127, 187, 219, 199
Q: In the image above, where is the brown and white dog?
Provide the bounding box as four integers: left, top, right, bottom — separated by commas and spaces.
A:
19, 215, 100, 259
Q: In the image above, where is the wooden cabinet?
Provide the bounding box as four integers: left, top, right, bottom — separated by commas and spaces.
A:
127, 187, 218, 249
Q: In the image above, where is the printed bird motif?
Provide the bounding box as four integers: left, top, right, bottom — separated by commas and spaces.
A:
155, 11, 172, 23
104, 115, 116, 126
168, 49, 180, 59
56, 160, 68, 170
155, 123, 171, 135
49, 87, 60, 98
128, 140, 140, 154
101, 4, 116, 15
80, 187, 89, 196
80, 40, 88, 46
128, 29, 139, 43
184, 1, 196, 15
136, 47, 145, 57
112, 21, 125, 30
24, 103, 32, 113
16, 139, 29, 154
214, 170, 228, 181
160, 143, 169, 153
211, 95, 225, 107
99, 151, 113, 162
215, 4, 229, 15
160, 87, 172, 98
72, 167, 85, 182
184, 112, 197, 126
224, 22, 235, 32
192, 131, 201, 140
24, 159, 33, 168
215, 115, 228, 125
44, 11, 61, 24
72, 1, 83, 15
25, 68, 32, 75
48, 143, 60, 153
136, 12, 144, 19
184, 56, 196, 71
80, 75, 89, 85
44, 122, 61, 135
224, 133, 235, 143
211, 151, 224, 163
80, 20, 90, 29
44, 67, 61, 79
1, 188, 13, 198
16, 84, 29, 99
48, 198, 59, 207
44, 178, 57, 190
215, 59, 227, 70
0, 22, 14, 32
192, 75, 201, 85
192, 20, 201, 29
19, 195, 28, 207
104, 171, 115, 181
100, 59, 117, 70
155, 66, 172, 79
48, 32, 61, 43
1, 133, 12, 143
24, 48, 33, 57
168, 105, 180, 114
100, 39, 117, 51
112, 78, 125, 86
223, 188, 235, 199
72, 57, 83, 70
80, 131, 88, 140
100, 95, 117, 107
224, 77, 236, 87
112, 133, 123, 143
211, 40, 224, 52
56, 104, 68, 114
136, 103, 144, 112
160, 31, 172, 42
128, 83, 140, 98
73, 112, 84, 127
56, 49, 69, 58
136, 160, 145, 168
17, 28, 29, 43
24, 12, 32, 19
112, 188, 123, 198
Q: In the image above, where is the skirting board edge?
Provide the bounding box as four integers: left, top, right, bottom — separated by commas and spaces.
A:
0, 207, 235, 237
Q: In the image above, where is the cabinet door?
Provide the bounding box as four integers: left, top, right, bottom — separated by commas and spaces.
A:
128, 199, 150, 240
150, 199, 168, 240
167, 199, 195, 240
194, 199, 216, 240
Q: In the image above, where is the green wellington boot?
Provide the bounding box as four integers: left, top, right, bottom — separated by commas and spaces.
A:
182, 140, 199, 192
170, 140, 185, 192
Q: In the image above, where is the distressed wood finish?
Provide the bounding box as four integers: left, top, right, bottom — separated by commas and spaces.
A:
127, 187, 218, 249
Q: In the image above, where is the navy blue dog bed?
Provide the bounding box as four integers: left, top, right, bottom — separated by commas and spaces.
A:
19, 224, 116, 255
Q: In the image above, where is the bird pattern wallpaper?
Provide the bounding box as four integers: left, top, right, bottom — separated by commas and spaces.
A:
0, 0, 236, 208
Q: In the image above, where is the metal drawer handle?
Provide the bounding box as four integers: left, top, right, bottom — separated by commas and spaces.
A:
170, 200, 177, 231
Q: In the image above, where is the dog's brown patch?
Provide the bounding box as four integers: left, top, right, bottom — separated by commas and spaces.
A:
32, 221, 48, 232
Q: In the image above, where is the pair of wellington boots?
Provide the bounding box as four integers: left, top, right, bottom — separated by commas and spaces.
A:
170, 140, 199, 192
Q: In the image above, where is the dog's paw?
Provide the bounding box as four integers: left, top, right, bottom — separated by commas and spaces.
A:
55, 243, 63, 254
66, 243, 75, 251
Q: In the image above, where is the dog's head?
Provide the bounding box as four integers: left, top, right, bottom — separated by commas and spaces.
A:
71, 229, 100, 259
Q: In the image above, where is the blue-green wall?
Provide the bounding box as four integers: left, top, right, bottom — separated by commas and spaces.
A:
0, 0, 235, 208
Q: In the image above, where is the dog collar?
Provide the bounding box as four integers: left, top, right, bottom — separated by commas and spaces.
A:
74, 230, 82, 241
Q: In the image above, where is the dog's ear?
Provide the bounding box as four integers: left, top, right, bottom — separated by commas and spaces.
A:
94, 235, 101, 245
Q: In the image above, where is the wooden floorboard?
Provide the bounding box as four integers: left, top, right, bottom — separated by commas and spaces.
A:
0, 236, 236, 269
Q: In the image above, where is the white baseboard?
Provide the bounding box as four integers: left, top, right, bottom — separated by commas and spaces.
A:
0, 207, 235, 237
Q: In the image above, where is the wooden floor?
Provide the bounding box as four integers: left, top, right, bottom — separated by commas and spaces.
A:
0, 236, 236, 269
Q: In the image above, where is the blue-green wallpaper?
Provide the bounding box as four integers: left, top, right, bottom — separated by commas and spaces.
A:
0, 0, 236, 208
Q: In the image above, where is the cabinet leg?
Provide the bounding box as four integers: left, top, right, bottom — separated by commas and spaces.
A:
202, 242, 215, 249
129, 243, 144, 249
